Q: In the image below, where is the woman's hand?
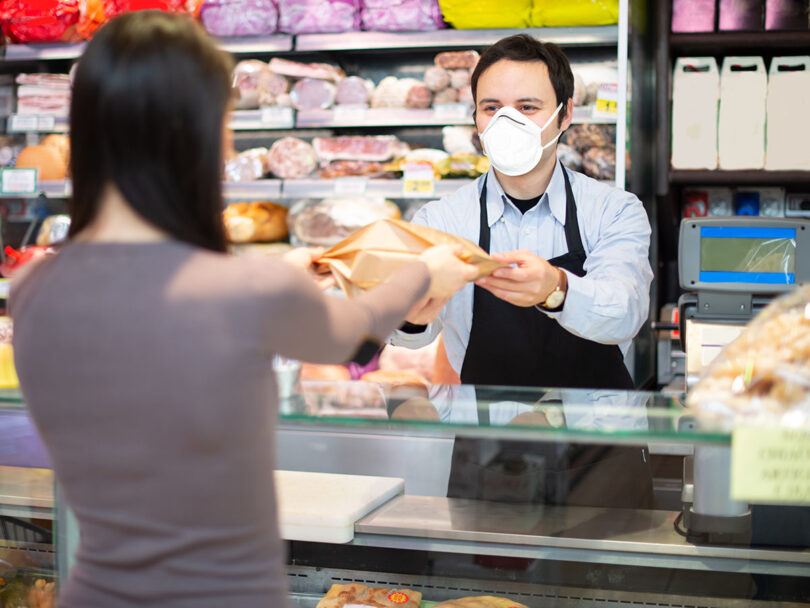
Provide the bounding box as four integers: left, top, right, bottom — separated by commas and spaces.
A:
419, 244, 479, 300
283, 247, 335, 290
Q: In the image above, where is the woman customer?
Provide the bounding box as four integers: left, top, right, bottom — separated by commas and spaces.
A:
10, 10, 477, 607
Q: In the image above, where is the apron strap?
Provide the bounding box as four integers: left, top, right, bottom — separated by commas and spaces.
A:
560, 166, 585, 257
478, 176, 490, 251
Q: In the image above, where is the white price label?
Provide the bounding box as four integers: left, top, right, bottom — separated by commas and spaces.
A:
433, 103, 470, 122
333, 105, 367, 124
37, 115, 56, 131
260, 106, 294, 127
1, 168, 37, 195
402, 167, 435, 197
333, 177, 368, 195
592, 83, 618, 118
8, 115, 39, 132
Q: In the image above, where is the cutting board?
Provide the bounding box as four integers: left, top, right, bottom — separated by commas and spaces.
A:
275, 470, 404, 544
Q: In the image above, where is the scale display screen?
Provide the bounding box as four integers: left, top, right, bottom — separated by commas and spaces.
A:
699, 226, 796, 285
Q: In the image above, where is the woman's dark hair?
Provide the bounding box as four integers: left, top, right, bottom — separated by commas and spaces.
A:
68, 10, 233, 252
470, 34, 574, 126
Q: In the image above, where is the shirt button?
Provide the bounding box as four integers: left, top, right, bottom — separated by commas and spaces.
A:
500, 218, 506, 223
524, 229, 531, 235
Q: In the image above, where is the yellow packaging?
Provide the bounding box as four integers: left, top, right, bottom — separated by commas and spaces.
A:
531, 0, 619, 26
0, 344, 19, 389
438, 0, 532, 29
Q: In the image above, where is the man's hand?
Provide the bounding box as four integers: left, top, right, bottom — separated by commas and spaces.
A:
405, 296, 448, 325
475, 249, 559, 307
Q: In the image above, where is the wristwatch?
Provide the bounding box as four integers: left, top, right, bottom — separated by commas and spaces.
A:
540, 267, 568, 311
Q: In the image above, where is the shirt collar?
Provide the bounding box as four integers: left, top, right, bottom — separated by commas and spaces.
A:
482, 160, 568, 227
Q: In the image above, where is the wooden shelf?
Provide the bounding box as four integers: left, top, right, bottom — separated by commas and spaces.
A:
670, 30, 810, 53
670, 170, 810, 185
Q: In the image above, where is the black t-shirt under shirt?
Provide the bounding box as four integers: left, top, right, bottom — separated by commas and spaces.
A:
507, 193, 542, 215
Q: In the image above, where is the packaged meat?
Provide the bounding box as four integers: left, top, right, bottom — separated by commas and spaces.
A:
581, 145, 616, 181
15, 145, 67, 180
277, 0, 360, 33
436, 153, 488, 178
290, 78, 337, 111
316, 583, 421, 608
371, 76, 407, 108
224, 147, 268, 182
288, 197, 401, 247
572, 71, 587, 105
404, 81, 433, 109
404, 147, 448, 165
0, 0, 80, 43
335, 76, 374, 106
275, 92, 292, 107
199, 0, 278, 37
434, 598, 530, 608
433, 87, 460, 104
16, 73, 72, 116
317, 160, 388, 178
435, 50, 479, 70
36, 214, 71, 246
266, 73, 290, 96
232, 60, 275, 109
687, 284, 810, 419
268, 57, 345, 83
442, 126, 476, 155
556, 142, 583, 172
313, 135, 405, 162
223, 201, 288, 242
360, 0, 445, 31
561, 124, 615, 153
423, 66, 450, 92
266, 137, 318, 178
457, 85, 473, 107
448, 68, 471, 89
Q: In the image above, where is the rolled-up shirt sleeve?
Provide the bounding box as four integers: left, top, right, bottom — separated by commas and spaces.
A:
540, 191, 653, 345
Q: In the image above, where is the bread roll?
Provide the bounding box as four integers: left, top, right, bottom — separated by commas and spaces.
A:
15, 145, 67, 180
223, 201, 288, 243
40, 134, 70, 168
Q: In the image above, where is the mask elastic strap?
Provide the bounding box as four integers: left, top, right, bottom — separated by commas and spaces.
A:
540, 130, 562, 151
540, 103, 564, 131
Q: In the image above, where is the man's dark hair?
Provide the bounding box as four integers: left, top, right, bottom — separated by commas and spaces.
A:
470, 34, 574, 126
69, 10, 233, 252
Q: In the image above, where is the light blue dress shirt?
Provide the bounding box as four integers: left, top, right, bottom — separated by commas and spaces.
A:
389, 161, 653, 376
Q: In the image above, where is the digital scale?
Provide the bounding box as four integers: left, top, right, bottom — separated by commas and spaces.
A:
677, 216, 810, 545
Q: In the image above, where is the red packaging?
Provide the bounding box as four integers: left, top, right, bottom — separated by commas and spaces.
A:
682, 190, 709, 218
0, 0, 80, 43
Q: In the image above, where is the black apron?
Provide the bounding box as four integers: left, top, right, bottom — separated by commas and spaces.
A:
448, 168, 653, 508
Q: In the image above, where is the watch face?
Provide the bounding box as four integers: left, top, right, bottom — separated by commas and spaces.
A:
545, 290, 564, 309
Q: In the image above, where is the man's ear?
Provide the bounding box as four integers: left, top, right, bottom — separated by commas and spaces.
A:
559, 97, 575, 131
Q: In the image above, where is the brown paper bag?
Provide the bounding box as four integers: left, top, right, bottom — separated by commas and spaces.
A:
318, 218, 505, 297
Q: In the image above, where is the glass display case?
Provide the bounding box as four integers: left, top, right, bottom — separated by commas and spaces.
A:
1, 383, 808, 607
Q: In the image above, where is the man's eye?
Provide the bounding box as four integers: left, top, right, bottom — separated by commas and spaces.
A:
484, 105, 499, 112
520, 105, 538, 112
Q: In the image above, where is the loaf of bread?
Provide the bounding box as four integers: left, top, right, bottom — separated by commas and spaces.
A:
223, 201, 288, 243
435, 597, 530, 608
316, 583, 421, 608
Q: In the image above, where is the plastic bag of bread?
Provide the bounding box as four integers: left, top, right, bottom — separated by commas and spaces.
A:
687, 284, 810, 420
36, 214, 71, 246
318, 218, 505, 297
434, 597, 530, 608
223, 201, 288, 243
316, 583, 421, 608
288, 197, 401, 247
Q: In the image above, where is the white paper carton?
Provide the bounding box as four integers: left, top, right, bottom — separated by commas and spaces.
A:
718, 57, 767, 169
765, 56, 810, 171
672, 57, 719, 170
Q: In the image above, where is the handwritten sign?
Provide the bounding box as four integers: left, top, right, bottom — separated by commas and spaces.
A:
731, 426, 810, 504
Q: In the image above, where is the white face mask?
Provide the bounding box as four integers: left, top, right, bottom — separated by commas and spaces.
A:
479, 103, 563, 177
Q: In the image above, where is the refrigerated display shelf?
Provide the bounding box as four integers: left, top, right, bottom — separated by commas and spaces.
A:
670, 30, 810, 53
670, 169, 810, 185
0, 180, 71, 199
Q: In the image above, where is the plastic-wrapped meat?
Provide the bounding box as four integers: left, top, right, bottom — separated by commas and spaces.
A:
317, 160, 387, 178
360, 0, 445, 31
199, 0, 278, 37
0, 0, 80, 43
457, 85, 473, 107
423, 66, 450, 92
290, 78, 337, 111
433, 87, 459, 104
257, 73, 289, 107
288, 197, 401, 247
435, 50, 479, 70
448, 68, 471, 90
556, 143, 583, 172
232, 60, 274, 110
15, 74, 71, 88
275, 93, 292, 107
581, 145, 615, 181
336, 76, 373, 106
266, 73, 290, 96
572, 71, 587, 106
405, 81, 432, 109
224, 148, 269, 182
561, 124, 614, 153
266, 138, 318, 178
268, 57, 344, 82
442, 126, 476, 156
277, 0, 360, 33
371, 76, 407, 108
313, 135, 404, 162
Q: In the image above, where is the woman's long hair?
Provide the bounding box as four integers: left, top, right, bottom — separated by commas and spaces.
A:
68, 10, 233, 252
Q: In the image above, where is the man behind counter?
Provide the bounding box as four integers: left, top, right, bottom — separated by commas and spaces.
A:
393, 34, 653, 392
391, 34, 655, 508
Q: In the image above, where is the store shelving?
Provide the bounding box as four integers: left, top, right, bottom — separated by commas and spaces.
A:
229, 108, 295, 131
670, 170, 810, 186
216, 34, 293, 54
669, 30, 810, 53
222, 179, 283, 200
6, 114, 68, 134
0, 180, 71, 199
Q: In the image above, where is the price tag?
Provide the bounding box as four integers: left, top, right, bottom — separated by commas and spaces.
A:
731, 426, 810, 504
402, 166, 435, 197
8, 115, 39, 132
333, 177, 368, 195
592, 83, 618, 119
0, 168, 37, 195
433, 103, 470, 122
333, 105, 367, 124
260, 106, 294, 128
37, 115, 56, 131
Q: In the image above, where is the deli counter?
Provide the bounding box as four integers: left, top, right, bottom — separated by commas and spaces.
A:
1, 382, 808, 608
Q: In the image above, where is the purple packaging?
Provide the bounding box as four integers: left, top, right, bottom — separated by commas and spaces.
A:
199, 0, 278, 37
277, 0, 361, 34
765, 0, 809, 30
719, 0, 765, 30
672, 0, 716, 32
360, 0, 446, 31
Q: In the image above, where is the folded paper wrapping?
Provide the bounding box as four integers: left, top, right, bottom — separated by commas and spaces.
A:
318, 218, 505, 297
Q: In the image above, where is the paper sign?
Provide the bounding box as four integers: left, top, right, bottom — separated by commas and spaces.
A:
593, 83, 618, 118
260, 106, 294, 128
8, 115, 39, 132
333, 177, 367, 195
37, 115, 56, 131
333, 105, 367, 124
433, 103, 470, 122
1, 168, 37, 195
402, 165, 435, 198
731, 426, 810, 504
